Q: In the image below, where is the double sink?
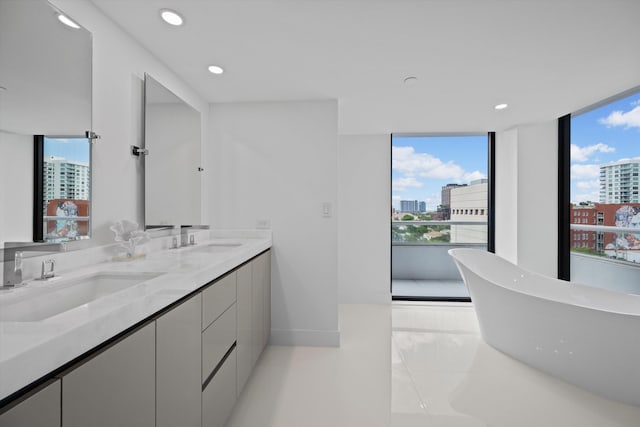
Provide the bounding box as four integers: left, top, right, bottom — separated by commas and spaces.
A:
0, 242, 241, 323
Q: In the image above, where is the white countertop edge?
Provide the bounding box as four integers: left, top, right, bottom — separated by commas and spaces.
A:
0, 233, 271, 403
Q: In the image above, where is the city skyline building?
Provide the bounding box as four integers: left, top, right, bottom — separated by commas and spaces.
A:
44, 156, 90, 207
599, 159, 640, 204
449, 179, 488, 243
570, 202, 640, 262
399, 199, 426, 213
440, 183, 467, 220
570, 204, 600, 252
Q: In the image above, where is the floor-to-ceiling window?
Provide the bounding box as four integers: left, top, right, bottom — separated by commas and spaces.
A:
560, 88, 640, 294
391, 134, 491, 300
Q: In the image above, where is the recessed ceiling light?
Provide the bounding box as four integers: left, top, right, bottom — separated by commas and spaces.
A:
208, 65, 224, 75
160, 9, 184, 26
494, 103, 508, 110
57, 13, 80, 29
403, 76, 418, 85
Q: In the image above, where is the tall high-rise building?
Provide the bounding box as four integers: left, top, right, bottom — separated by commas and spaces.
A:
599, 159, 640, 204
400, 200, 419, 213
418, 201, 426, 212
44, 156, 90, 206
440, 183, 467, 219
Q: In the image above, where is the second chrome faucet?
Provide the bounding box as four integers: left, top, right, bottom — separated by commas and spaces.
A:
40, 259, 56, 280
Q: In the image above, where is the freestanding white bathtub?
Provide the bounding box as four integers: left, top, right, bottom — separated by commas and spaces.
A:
449, 248, 640, 406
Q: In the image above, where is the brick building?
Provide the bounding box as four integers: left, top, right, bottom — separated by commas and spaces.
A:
570, 203, 640, 256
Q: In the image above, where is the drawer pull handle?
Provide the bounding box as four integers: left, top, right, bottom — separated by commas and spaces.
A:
202, 341, 236, 391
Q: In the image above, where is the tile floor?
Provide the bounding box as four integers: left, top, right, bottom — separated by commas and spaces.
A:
225, 303, 640, 427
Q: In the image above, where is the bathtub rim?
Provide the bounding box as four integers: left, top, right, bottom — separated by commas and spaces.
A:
448, 248, 640, 317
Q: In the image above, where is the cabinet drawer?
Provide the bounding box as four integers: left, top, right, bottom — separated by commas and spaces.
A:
202, 347, 237, 427
202, 303, 236, 382
202, 273, 236, 331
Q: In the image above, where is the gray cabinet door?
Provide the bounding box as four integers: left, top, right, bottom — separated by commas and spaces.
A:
62, 323, 155, 427
262, 251, 272, 349
202, 348, 237, 427
236, 262, 253, 394
251, 255, 264, 366
157, 294, 202, 427
0, 380, 60, 427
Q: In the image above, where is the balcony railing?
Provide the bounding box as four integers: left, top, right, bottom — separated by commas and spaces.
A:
392, 220, 487, 245
569, 223, 640, 265
391, 220, 486, 298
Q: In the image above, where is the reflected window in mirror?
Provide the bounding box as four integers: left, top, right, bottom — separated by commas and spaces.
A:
33, 136, 91, 242
0, 0, 92, 245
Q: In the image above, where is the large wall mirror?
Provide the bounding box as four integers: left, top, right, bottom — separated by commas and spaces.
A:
0, 0, 92, 244
144, 74, 202, 228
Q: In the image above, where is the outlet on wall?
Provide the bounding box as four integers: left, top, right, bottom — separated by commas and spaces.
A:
256, 219, 271, 229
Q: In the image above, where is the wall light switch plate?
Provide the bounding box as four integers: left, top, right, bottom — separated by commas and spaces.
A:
322, 202, 332, 218
256, 219, 271, 229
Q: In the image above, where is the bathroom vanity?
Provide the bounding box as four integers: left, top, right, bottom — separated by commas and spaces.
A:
0, 232, 271, 427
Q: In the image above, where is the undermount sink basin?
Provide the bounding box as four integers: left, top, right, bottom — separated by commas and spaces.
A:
189, 242, 242, 254
0, 271, 161, 322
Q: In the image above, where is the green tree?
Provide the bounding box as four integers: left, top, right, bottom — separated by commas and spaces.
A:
401, 214, 414, 221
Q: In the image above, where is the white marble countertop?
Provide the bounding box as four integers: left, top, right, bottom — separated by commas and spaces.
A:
0, 230, 271, 403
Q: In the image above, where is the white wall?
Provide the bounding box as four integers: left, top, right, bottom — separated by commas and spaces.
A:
49, 0, 208, 245
495, 128, 518, 264
209, 100, 339, 346
495, 121, 558, 276
338, 134, 390, 304
0, 131, 32, 242
517, 122, 557, 276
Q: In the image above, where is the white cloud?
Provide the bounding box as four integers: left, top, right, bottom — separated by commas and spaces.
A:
573, 179, 600, 204
576, 179, 600, 190
570, 143, 614, 162
464, 170, 486, 182
392, 176, 423, 192
571, 164, 600, 179
392, 146, 486, 183
598, 105, 640, 129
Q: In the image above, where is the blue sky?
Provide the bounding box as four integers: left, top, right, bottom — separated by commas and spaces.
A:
392, 135, 487, 211
571, 92, 640, 203
44, 137, 90, 164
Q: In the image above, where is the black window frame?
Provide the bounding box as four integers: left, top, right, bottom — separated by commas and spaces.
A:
389, 132, 495, 302
557, 86, 640, 281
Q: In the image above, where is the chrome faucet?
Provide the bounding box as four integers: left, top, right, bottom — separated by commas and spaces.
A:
180, 225, 209, 247
40, 259, 56, 280
180, 226, 191, 247
2, 242, 66, 288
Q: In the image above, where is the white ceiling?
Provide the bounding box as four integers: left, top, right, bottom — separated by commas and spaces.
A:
90, 0, 640, 135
